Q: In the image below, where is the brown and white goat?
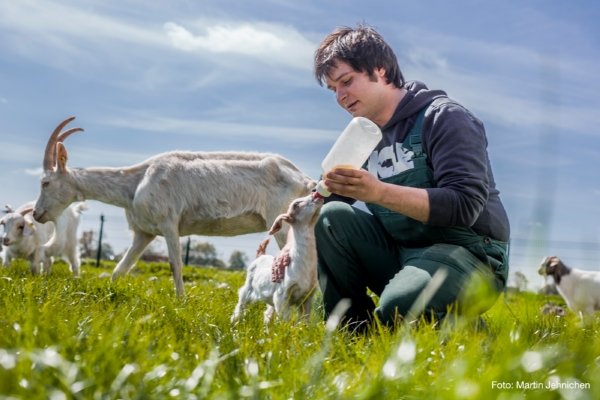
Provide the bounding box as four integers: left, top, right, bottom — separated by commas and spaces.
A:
231, 194, 323, 324
538, 256, 600, 317
32, 117, 315, 297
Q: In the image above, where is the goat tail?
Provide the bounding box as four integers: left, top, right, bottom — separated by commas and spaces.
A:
256, 237, 271, 258
73, 201, 88, 216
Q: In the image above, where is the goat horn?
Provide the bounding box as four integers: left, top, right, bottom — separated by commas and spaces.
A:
19, 207, 34, 216
43, 116, 79, 171
58, 127, 84, 143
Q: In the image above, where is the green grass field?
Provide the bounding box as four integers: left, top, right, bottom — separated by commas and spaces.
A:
0, 259, 598, 399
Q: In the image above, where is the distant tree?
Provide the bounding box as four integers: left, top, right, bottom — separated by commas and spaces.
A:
79, 230, 116, 261
228, 250, 249, 270
514, 271, 528, 292
184, 240, 226, 268
99, 242, 116, 261
79, 230, 95, 258
140, 241, 168, 262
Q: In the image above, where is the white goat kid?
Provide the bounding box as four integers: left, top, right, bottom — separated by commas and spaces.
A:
33, 117, 315, 297
231, 194, 324, 324
44, 202, 86, 276
1, 202, 53, 273
1, 201, 85, 275
538, 256, 600, 317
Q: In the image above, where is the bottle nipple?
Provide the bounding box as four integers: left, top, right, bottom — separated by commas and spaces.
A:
315, 181, 331, 197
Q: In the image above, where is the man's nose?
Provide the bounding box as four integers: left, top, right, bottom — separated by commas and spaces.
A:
336, 87, 346, 104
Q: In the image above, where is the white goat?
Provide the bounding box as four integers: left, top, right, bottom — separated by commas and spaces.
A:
231, 193, 323, 324
538, 256, 600, 317
1, 201, 53, 273
33, 117, 315, 297
44, 202, 86, 276
1, 201, 85, 275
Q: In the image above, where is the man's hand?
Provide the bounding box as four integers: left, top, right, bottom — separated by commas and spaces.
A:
323, 168, 383, 203
324, 167, 430, 223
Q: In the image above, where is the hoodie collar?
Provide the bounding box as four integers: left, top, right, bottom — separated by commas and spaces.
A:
382, 81, 447, 130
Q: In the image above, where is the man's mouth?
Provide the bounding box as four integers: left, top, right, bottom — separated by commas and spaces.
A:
346, 100, 358, 112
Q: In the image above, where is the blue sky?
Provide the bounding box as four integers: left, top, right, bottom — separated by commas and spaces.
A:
1, 1, 599, 288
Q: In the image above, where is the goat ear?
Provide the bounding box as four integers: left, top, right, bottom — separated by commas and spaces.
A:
23, 216, 36, 237
268, 214, 291, 235
57, 142, 68, 172
255, 237, 270, 257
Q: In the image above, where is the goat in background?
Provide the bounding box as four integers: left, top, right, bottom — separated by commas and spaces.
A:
1, 201, 85, 275
33, 117, 316, 297
538, 256, 600, 317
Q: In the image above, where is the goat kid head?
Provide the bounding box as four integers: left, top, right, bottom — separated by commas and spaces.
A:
1, 208, 37, 246
538, 256, 571, 282
33, 117, 84, 223
268, 194, 324, 235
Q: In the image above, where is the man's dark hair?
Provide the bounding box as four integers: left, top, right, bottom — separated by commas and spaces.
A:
314, 24, 404, 88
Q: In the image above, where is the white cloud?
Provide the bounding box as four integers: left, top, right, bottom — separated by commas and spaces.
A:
24, 168, 43, 176
0, 1, 166, 47
164, 21, 314, 69
165, 23, 285, 54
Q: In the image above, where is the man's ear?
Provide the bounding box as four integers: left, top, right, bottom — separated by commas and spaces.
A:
375, 67, 387, 80
57, 142, 68, 172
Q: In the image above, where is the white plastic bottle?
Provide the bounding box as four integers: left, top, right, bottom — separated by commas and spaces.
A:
316, 117, 382, 197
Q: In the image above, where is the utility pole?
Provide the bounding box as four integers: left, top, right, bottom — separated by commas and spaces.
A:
96, 214, 105, 267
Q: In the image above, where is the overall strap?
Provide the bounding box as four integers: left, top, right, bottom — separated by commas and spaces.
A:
406, 103, 431, 157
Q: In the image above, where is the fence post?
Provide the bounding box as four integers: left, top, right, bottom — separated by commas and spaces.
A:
96, 214, 105, 267
184, 236, 191, 266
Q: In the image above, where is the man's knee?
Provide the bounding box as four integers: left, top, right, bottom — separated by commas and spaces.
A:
376, 266, 436, 324
316, 202, 354, 227
315, 202, 357, 244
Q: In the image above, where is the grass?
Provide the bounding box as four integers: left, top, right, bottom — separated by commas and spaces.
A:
0, 259, 598, 399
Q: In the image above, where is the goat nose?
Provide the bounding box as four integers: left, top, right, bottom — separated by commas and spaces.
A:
2, 238, 9, 246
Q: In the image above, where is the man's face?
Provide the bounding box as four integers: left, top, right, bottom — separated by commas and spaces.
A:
325, 60, 389, 125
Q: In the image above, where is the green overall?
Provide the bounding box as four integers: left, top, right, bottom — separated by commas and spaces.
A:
315, 104, 509, 327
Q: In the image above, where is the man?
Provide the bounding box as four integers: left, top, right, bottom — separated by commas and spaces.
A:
313, 24, 510, 330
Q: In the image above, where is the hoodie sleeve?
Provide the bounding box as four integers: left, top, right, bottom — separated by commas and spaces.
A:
424, 100, 490, 227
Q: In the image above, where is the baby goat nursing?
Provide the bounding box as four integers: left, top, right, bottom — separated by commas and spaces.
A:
231, 194, 323, 324
538, 256, 600, 317
32, 117, 315, 297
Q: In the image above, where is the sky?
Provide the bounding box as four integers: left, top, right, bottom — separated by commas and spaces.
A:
1, 0, 599, 290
